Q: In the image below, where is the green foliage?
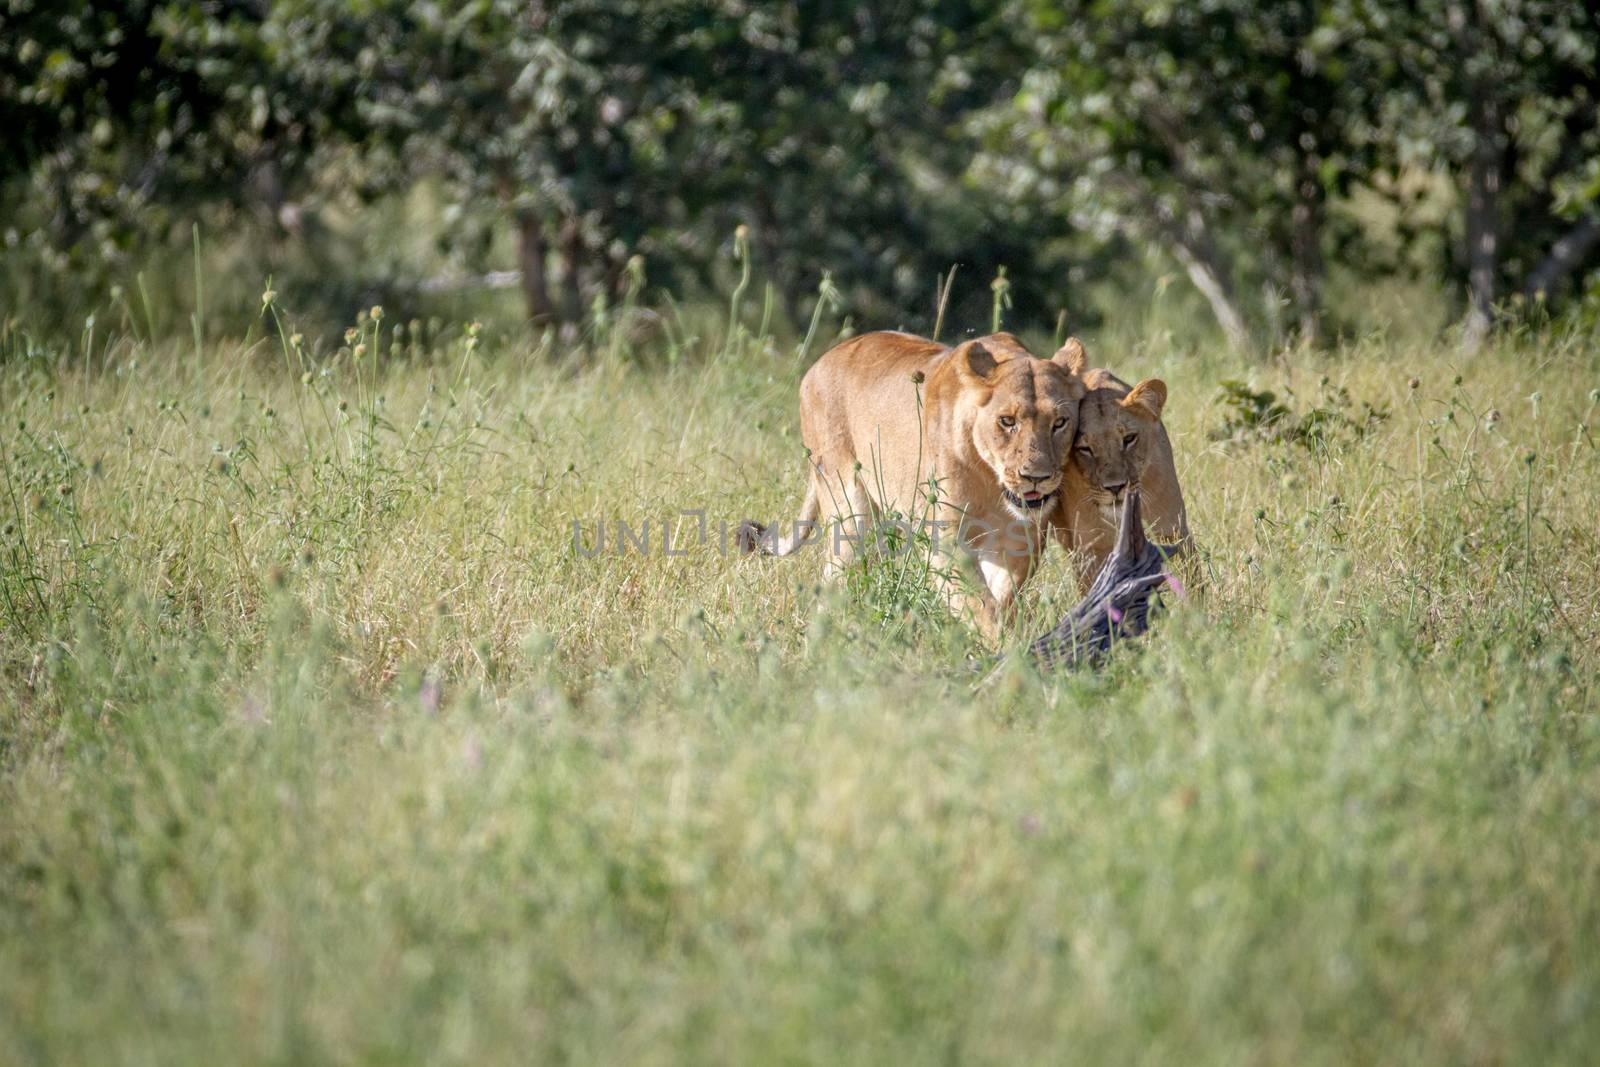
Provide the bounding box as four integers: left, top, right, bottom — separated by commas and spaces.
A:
976, 1, 1388, 337
5, 0, 1039, 333
1374, 0, 1600, 293
839, 512, 964, 637
1209, 376, 1389, 449
4, 1, 1599, 344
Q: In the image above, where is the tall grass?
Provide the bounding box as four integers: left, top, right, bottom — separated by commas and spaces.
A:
2, 285, 1599, 1064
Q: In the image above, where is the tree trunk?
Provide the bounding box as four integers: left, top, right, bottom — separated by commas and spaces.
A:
1177, 205, 1250, 349
1463, 94, 1502, 349
1109, 170, 1251, 348
559, 216, 585, 330
1524, 216, 1600, 301
1133, 110, 1254, 348
515, 209, 555, 327
1289, 137, 1325, 346
754, 188, 803, 327
1169, 238, 1251, 350
1456, 0, 1504, 353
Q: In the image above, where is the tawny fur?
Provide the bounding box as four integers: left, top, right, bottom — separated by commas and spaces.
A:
751, 330, 1089, 640
1054, 367, 1190, 589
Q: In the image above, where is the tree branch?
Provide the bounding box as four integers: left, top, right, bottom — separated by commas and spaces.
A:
1105, 171, 1251, 348
1524, 216, 1600, 300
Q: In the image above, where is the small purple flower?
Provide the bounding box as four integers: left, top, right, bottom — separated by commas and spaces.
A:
1163, 572, 1187, 598
1107, 605, 1123, 624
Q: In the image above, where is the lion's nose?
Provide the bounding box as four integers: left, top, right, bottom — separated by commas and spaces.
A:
1022, 472, 1054, 487
1102, 481, 1128, 498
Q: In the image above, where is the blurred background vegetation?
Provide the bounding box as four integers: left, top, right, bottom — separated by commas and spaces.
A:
2, 0, 1598, 350
5, 10, 1600, 1061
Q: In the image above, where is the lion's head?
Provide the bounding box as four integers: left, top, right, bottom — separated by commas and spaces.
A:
951, 334, 1088, 521
1070, 373, 1168, 523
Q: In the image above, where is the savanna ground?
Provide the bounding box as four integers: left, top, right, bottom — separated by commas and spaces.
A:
2, 280, 1599, 1065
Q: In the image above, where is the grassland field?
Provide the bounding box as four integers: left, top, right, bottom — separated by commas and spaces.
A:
2, 293, 1599, 1065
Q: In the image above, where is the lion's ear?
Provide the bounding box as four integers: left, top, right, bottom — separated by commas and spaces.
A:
1122, 378, 1167, 420
960, 341, 999, 382
1051, 337, 1088, 376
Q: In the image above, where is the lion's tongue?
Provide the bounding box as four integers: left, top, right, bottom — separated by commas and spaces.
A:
1023, 490, 1042, 501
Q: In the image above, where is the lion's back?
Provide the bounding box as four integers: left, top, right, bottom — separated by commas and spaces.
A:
798, 331, 948, 465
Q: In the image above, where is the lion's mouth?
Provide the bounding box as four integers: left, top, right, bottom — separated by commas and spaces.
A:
1002, 488, 1056, 511
1097, 486, 1138, 506
1095, 485, 1136, 522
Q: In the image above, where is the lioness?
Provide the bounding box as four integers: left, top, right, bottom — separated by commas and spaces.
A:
744, 330, 1088, 639
1056, 367, 1190, 588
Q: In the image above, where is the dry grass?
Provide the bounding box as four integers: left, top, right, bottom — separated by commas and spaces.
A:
2, 302, 1599, 1064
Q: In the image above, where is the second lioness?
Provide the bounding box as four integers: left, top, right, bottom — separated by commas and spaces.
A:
744, 330, 1088, 639
1056, 367, 1190, 588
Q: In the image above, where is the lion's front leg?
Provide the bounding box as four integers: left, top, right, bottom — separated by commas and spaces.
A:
925, 543, 997, 642
929, 546, 1029, 645
976, 555, 1025, 638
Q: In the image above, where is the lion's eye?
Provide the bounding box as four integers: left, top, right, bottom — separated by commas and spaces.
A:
1122, 432, 1139, 449
1052, 417, 1068, 432
998, 415, 1017, 430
